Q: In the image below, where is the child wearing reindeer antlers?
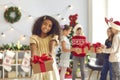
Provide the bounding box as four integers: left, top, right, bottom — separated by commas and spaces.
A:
71, 24, 86, 80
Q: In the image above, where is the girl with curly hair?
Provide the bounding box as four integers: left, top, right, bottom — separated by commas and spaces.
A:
30, 15, 61, 80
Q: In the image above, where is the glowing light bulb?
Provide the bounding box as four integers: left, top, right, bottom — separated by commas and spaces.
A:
61, 18, 66, 21
21, 35, 26, 40
28, 15, 32, 19
10, 27, 14, 31
18, 7, 21, 10
68, 5, 73, 9
1, 33, 5, 37
4, 5, 8, 9
57, 14, 61, 18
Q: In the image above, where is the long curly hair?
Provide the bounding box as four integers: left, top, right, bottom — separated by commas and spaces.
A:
32, 15, 61, 40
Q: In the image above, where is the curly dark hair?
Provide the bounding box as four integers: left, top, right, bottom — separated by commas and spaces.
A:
32, 15, 61, 40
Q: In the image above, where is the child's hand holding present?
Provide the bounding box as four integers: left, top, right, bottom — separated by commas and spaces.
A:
101, 45, 106, 49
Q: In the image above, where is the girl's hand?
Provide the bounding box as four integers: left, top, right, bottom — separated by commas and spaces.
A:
101, 45, 106, 49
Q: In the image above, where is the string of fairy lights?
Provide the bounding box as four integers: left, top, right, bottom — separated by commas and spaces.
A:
0, 1, 73, 44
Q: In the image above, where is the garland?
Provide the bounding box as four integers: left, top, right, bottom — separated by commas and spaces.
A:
4, 6, 21, 23
0, 43, 30, 51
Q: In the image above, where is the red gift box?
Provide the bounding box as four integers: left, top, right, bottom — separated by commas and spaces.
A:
91, 42, 102, 53
32, 54, 53, 74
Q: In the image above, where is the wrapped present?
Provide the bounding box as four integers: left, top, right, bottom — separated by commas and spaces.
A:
8, 71, 16, 78
90, 42, 102, 53
32, 54, 53, 74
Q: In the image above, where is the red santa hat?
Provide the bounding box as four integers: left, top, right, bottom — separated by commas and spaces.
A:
110, 21, 120, 31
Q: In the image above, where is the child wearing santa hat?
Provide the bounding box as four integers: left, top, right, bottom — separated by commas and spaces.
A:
101, 20, 120, 80
72, 24, 86, 80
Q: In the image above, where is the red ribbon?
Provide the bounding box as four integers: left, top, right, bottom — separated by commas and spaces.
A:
92, 42, 101, 52
32, 54, 52, 72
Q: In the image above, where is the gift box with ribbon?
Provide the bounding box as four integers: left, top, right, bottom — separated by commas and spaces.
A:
32, 54, 53, 74
90, 42, 102, 53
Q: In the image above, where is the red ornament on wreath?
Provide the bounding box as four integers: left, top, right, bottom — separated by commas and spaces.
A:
69, 14, 78, 27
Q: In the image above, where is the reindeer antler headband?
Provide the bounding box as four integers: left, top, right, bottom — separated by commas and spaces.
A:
105, 17, 113, 27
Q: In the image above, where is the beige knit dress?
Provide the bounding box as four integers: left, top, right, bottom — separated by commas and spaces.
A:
30, 35, 60, 80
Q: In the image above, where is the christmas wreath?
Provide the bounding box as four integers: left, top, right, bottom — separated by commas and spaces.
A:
4, 6, 21, 23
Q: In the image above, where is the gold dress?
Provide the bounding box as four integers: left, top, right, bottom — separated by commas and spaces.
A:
30, 35, 60, 80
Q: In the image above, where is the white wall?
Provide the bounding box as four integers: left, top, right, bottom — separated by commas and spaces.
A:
108, 0, 120, 20
88, 0, 108, 44
0, 0, 88, 45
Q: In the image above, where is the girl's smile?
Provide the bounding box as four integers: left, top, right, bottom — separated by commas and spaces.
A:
41, 19, 52, 34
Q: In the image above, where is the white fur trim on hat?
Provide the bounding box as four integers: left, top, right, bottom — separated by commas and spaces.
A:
110, 22, 120, 31
73, 24, 82, 33
73, 24, 84, 35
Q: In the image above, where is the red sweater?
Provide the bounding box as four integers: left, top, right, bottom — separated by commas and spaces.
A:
71, 36, 86, 57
